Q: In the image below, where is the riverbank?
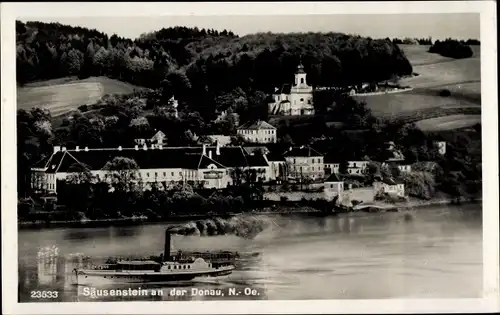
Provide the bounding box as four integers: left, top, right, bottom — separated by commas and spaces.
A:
17, 196, 482, 230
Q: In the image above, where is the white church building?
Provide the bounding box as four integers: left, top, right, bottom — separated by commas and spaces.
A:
268, 63, 315, 116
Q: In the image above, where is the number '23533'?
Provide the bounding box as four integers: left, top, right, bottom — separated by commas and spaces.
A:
31, 291, 59, 299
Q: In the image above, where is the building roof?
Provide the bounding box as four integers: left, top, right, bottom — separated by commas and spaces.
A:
266, 151, 286, 162
36, 146, 260, 173
242, 145, 270, 155
245, 154, 269, 167
237, 120, 276, 130
384, 159, 409, 165
204, 146, 249, 168
284, 146, 323, 158
276, 84, 292, 95
32, 154, 56, 169
325, 173, 342, 183
296, 63, 306, 74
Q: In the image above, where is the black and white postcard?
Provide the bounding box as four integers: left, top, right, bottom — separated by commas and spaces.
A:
1, 1, 498, 314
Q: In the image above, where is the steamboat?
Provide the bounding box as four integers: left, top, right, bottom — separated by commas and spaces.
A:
72, 230, 236, 285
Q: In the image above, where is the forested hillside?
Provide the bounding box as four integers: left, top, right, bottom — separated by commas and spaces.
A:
16, 21, 412, 93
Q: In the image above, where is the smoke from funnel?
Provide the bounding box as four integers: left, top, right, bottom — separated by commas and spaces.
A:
167, 215, 272, 239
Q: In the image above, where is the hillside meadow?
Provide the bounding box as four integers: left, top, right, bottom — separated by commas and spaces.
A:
357, 44, 481, 131
17, 76, 144, 116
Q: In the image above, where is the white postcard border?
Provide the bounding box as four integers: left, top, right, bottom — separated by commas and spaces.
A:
1, 1, 498, 314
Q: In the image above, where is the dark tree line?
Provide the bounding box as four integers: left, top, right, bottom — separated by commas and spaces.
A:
465, 39, 480, 45
428, 39, 474, 59
17, 21, 413, 91
392, 37, 432, 45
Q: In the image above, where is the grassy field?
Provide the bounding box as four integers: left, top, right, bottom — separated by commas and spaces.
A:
414, 114, 481, 131
398, 44, 452, 66
17, 76, 144, 117
356, 44, 481, 130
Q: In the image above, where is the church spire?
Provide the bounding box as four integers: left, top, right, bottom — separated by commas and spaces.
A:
296, 55, 305, 74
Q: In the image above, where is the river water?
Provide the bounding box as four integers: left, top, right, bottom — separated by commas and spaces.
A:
18, 204, 482, 302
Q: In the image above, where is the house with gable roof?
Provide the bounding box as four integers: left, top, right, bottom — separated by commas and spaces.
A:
236, 120, 277, 144
134, 129, 167, 148
324, 172, 344, 200
381, 141, 412, 173
283, 145, 324, 181
373, 177, 405, 198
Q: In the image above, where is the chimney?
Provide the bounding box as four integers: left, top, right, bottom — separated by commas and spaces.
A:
118, 146, 122, 151
62, 147, 67, 152
202, 144, 207, 156
84, 147, 89, 152
135, 145, 139, 150
75, 146, 79, 152
53, 146, 61, 153
159, 144, 163, 150
208, 150, 212, 159
216, 140, 221, 155
164, 230, 171, 262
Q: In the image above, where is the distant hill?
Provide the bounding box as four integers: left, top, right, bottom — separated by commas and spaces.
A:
16, 21, 412, 94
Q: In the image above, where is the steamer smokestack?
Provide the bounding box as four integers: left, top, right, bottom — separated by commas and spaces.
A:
164, 230, 171, 261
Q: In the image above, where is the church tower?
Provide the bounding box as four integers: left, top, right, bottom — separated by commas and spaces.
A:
168, 95, 179, 118
294, 62, 308, 87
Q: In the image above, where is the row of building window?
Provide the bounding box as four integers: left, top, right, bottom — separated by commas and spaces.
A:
290, 166, 322, 171
240, 130, 276, 135
167, 265, 190, 270
291, 158, 322, 164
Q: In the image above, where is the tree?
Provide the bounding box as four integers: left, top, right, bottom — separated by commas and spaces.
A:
103, 157, 141, 191
67, 49, 83, 75
339, 160, 349, 174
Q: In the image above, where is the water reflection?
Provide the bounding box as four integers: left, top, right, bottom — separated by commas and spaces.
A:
18, 205, 482, 302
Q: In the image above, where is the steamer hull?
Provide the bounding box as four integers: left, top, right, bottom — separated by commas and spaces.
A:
73, 267, 234, 285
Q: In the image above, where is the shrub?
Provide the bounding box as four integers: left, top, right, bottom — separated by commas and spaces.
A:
428, 39, 473, 59
439, 89, 451, 97
78, 104, 89, 112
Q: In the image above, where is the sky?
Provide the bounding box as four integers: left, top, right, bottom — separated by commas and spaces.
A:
20, 13, 480, 41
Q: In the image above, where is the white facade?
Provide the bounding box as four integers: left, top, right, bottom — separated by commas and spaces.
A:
324, 181, 344, 200
373, 180, 405, 197
285, 156, 324, 180
135, 130, 166, 147
237, 128, 277, 144
397, 164, 412, 173
236, 121, 277, 144
435, 141, 447, 155
324, 163, 340, 175
382, 162, 412, 173
347, 161, 369, 175
268, 160, 287, 182
268, 64, 315, 116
